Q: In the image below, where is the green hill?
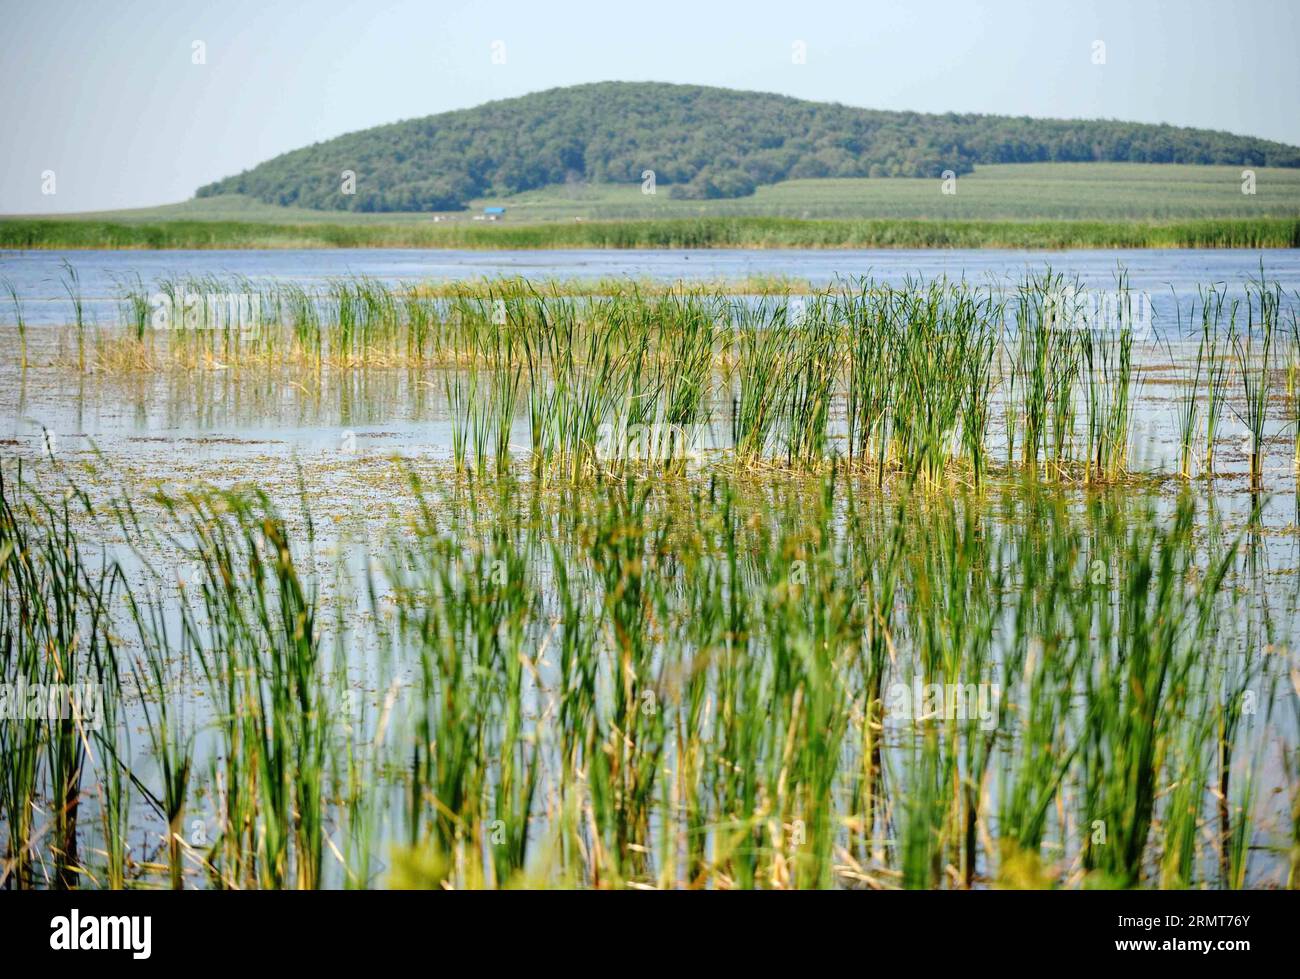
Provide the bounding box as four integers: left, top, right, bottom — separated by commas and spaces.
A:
196, 82, 1300, 213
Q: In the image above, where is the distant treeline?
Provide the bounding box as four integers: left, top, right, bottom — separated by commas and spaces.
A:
195, 82, 1300, 212
5, 216, 1298, 250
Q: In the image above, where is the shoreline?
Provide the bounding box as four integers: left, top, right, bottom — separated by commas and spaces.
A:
3, 216, 1298, 251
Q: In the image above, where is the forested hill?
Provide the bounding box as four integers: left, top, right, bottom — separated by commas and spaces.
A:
197, 81, 1300, 212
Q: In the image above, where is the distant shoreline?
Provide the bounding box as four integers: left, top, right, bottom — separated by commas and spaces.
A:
2, 216, 1297, 251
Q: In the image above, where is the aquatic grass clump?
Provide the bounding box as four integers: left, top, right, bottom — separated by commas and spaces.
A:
1286, 303, 1300, 477
2, 278, 28, 369
1078, 274, 1138, 482
1168, 288, 1205, 480
885, 279, 1001, 484
378, 474, 542, 885
1232, 281, 1277, 492
0, 469, 119, 889
1199, 286, 1235, 477
1013, 270, 1085, 477
731, 295, 797, 465
843, 280, 896, 479
112, 483, 333, 890
60, 261, 89, 372
1078, 495, 1234, 886
42, 269, 1300, 488
114, 273, 152, 342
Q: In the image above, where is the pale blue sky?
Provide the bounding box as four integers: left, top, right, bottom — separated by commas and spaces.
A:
2, 0, 1297, 213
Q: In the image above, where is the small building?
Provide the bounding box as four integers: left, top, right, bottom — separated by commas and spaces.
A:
483, 206, 506, 221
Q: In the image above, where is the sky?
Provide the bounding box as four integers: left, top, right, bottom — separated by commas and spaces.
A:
1, 0, 1298, 213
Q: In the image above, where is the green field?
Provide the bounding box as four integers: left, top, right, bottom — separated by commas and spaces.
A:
18, 163, 1300, 224
487, 163, 1300, 222
4, 164, 1298, 249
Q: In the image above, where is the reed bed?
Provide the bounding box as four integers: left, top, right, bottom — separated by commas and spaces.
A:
48, 272, 1300, 488
4, 216, 1299, 251
5, 268, 1300, 890
0, 461, 1296, 890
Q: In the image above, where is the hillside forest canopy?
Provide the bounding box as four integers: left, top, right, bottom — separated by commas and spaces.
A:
197, 82, 1300, 212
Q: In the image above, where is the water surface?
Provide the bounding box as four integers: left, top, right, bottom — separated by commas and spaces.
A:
2, 247, 1298, 325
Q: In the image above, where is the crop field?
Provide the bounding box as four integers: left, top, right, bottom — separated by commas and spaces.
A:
20, 164, 1300, 223
485, 164, 1300, 222
5, 164, 1299, 251
1, 269, 1298, 890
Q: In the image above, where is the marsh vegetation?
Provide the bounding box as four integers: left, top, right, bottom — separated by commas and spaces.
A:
1, 268, 1298, 890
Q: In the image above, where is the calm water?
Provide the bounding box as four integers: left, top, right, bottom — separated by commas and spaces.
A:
1, 247, 1298, 326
